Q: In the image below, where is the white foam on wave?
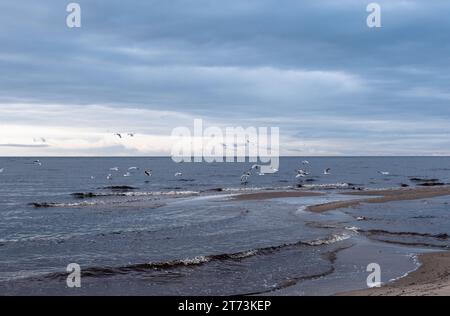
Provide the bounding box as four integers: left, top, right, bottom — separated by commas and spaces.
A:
306, 232, 354, 246
300, 183, 350, 190
222, 186, 294, 192
180, 255, 211, 265
122, 191, 200, 197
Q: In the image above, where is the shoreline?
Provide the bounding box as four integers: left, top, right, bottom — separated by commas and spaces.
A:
340, 251, 450, 296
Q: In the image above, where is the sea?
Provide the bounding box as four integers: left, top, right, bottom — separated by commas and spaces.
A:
0, 157, 449, 295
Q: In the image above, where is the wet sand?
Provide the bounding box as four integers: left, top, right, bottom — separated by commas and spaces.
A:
307, 186, 450, 213
232, 190, 323, 201
341, 251, 450, 296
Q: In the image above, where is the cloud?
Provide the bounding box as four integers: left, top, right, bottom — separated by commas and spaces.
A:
1, 1, 450, 155
0, 144, 49, 148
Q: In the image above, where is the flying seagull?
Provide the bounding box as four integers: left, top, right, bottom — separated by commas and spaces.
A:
324, 168, 331, 175
144, 170, 152, 176
33, 160, 42, 166
174, 172, 183, 177
115, 133, 122, 139
378, 171, 390, 175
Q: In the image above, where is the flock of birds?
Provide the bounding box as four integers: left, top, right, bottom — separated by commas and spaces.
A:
0, 159, 391, 185
240, 160, 390, 184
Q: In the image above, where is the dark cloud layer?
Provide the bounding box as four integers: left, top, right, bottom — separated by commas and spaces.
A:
0, 1, 449, 154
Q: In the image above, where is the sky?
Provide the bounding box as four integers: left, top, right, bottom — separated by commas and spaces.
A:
1, 0, 450, 156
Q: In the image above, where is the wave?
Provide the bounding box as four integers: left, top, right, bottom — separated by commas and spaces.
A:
358, 229, 449, 240
304, 233, 353, 246
32, 233, 352, 281
30, 201, 99, 208
101, 186, 138, 190
70, 191, 199, 198
297, 183, 351, 190
220, 186, 294, 192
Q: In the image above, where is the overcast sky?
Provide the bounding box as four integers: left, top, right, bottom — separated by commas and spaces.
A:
1, 0, 450, 156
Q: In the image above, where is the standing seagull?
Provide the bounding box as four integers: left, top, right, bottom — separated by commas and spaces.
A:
240, 172, 250, 184
296, 169, 309, 178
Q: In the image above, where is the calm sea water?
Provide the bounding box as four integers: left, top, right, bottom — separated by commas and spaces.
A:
0, 157, 449, 295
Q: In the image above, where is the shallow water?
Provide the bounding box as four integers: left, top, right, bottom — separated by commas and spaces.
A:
0, 157, 449, 295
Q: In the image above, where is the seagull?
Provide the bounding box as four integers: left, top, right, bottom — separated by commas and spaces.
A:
296, 169, 309, 178
109, 167, 119, 171
115, 133, 122, 139
174, 172, 183, 177
144, 170, 152, 176
106, 174, 113, 180
33, 160, 42, 166
378, 171, 390, 175
240, 173, 250, 184
251, 164, 260, 171
324, 168, 331, 175
128, 133, 135, 137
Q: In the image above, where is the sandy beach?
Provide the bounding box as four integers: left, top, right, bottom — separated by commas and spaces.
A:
341, 251, 450, 296
231, 190, 323, 201
307, 186, 450, 213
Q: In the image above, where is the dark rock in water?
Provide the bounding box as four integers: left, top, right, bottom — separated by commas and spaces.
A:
412, 215, 436, 219
400, 183, 409, 187
71, 192, 96, 198
418, 182, 446, 187
409, 177, 439, 182
29, 202, 56, 208
102, 186, 137, 190
436, 233, 449, 239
